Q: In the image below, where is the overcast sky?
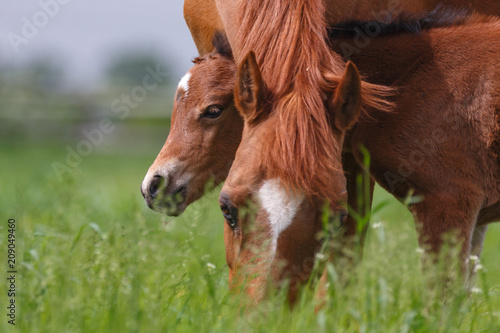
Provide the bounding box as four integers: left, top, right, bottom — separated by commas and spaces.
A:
0, 0, 199, 90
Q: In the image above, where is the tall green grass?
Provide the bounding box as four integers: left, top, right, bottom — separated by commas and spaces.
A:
1, 143, 499, 332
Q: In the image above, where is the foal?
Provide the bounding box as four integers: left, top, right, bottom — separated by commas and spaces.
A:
141, 35, 242, 216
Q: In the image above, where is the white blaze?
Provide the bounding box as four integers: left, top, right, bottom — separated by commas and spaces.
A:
177, 72, 191, 98
257, 178, 304, 259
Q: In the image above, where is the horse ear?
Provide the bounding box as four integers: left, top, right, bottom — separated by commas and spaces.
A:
330, 61, 362, 131
212, 31, 232, 58
235, 51, 265, 122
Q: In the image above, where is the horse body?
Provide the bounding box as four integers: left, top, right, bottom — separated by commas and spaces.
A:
332, 18, 500, 257
185, 0, 500, 55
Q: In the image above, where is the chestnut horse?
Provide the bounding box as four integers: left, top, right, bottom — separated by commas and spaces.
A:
141, 35, 241, 216
221, 10, 500, 300
184, 0, 500, 55
214, 0, 393, 301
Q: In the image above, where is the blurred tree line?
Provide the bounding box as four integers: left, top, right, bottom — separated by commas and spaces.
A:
106, 53, 169, 87
0, 51, 175, 147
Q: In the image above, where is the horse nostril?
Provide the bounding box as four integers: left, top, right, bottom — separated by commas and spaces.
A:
149, 175, 164, 198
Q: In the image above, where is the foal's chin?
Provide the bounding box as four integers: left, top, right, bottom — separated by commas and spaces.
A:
149, 181, 211, 216
146, 184, 191, 216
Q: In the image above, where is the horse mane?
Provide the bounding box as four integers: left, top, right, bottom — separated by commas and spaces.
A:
328, 6, 480, 39
235, 0, 393, 202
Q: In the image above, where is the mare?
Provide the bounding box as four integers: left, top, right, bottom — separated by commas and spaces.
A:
184, 0, 500, 55
220, 9, 500, 301
210, 0, 392, 301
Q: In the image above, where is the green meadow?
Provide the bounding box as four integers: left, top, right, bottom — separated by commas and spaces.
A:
0, 71, 499, 333
1, 139, 500, 332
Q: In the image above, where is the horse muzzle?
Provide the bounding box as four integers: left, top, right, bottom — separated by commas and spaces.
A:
141, 160, 191, 216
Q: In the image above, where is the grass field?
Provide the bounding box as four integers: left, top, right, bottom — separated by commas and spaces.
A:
1, 141, 500, 332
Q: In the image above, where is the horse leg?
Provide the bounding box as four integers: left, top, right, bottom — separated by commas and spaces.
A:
466, 224, 489, 289
411, 194, 482, 287
471, 224, 488, 259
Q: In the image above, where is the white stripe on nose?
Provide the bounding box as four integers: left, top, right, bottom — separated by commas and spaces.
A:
257, 178, 304, 259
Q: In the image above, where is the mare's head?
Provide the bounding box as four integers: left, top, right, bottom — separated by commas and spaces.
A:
142, 34, 242, 215
219, 52, 366, 301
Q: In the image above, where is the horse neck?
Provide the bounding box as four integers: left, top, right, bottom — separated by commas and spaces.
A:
462, 0, 500, 16
332, 17, 499, 86
325, 0, 434, 23
326, 0, 500, 23
332, 33, 434, 88
335, 20, 500, 148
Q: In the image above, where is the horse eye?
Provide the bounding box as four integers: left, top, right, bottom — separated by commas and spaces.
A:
330, 210, 347, 230
339, 211, 348, 224
201, 105, 223, 119
220, 203, 231, 219
220, 203, 237, 228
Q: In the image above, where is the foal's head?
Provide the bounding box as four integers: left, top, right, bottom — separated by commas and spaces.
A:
142, 35, 242, 215
219, 52, 365, 300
